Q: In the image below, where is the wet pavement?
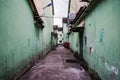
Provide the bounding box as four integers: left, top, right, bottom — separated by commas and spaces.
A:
19, 45, 91, 80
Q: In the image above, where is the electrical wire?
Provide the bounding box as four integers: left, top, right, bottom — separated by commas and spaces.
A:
40, 16, 62, 18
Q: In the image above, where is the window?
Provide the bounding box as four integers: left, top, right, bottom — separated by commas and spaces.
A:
60, 34, 62, 37
59, 40, 62, 43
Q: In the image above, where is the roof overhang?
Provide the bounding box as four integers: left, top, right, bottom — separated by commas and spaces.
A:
28, 0, 44, 28
73, 0, 103, 26
70, 27, 84, 32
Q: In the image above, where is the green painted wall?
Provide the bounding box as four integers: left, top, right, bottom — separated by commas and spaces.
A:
42, 0, 54, 52
51, 35, 57, 47
63, 23, 68, 42
83, 0, 120, 80
69, 32, 80, 54
0, 0, 53, 80
68, 0, 120, 80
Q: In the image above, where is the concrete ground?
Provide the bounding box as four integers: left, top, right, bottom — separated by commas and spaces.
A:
19, 45, 91, 80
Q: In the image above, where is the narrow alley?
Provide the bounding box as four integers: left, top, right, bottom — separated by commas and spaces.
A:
0, 0, 120, 80
19, 45, 91, 80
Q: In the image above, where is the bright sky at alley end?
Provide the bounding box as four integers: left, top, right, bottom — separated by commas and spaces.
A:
53, 0, 68, 27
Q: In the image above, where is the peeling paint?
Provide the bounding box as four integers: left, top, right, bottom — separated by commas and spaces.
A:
105, 62, 119, 75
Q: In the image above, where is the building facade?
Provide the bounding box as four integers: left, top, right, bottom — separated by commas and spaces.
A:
0, 0, 54, 80
62, 17, 69, 43
67, 0, 120, 80
57, 27, 63, 44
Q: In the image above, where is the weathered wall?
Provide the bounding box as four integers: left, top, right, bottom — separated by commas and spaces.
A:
83, 0, 120, 80
69, 33, 80, 54
63, 23, 68, 42
42, 0, 54, 51
0, 0, 53, 80
51, 35, 57, 47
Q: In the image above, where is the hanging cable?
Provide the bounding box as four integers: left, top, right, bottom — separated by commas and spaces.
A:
34, 15, 62, 18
